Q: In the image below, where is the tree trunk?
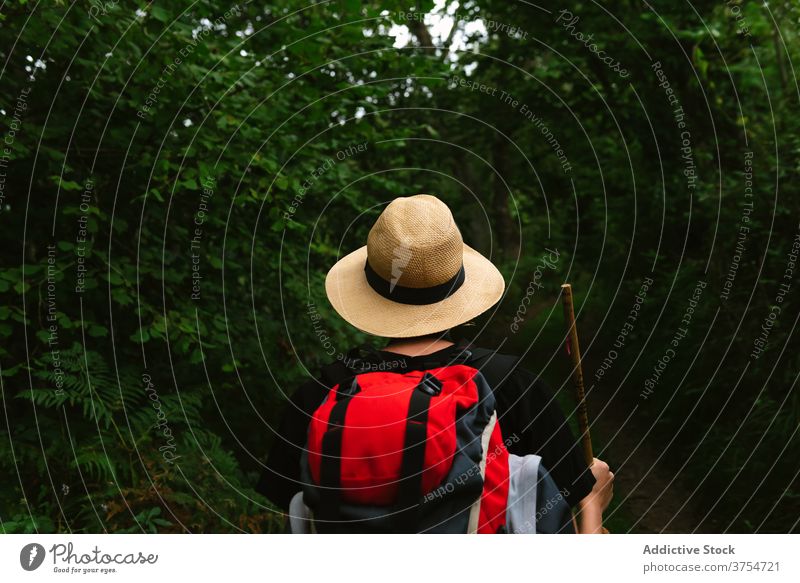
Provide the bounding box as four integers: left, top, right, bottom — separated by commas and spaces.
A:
492, 138, 519, 260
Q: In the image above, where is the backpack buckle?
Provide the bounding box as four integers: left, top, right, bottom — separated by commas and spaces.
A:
417, 372, 442, 396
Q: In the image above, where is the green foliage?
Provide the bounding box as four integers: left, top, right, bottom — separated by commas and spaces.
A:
0, 0, 797, 533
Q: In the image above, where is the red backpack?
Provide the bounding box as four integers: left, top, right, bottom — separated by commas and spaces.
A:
295, 348, 573, 534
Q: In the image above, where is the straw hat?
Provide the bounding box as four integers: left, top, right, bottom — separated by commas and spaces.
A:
325, 194, 505, 338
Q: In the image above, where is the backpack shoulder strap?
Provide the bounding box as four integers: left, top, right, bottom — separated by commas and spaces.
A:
320, 343, 524, 382
319, 359, 354, 387
460, 343, 523, 372
318, 344, 387, 387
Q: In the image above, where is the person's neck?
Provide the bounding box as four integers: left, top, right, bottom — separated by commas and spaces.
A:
383, 337, 454, 357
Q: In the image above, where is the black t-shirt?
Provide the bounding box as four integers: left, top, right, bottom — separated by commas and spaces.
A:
257, 342, 596, 511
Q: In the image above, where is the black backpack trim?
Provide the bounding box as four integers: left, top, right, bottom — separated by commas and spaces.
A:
300, 369, 494, 533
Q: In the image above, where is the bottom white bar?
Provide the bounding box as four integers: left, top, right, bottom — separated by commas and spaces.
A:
1, 534, 796, 582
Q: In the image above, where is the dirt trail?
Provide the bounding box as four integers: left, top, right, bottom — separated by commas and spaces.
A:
506, 314, 718, 533
516, 344, 712, 533
587, 386, 714, 533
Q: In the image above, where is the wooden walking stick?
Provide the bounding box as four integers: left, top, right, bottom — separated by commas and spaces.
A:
560, 283, 594, 467
561, 284, 609, 533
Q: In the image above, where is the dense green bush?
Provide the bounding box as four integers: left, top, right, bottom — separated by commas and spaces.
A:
1, 0, 797, 532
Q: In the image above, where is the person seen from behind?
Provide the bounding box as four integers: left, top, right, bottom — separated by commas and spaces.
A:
259, 194, 614, 533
